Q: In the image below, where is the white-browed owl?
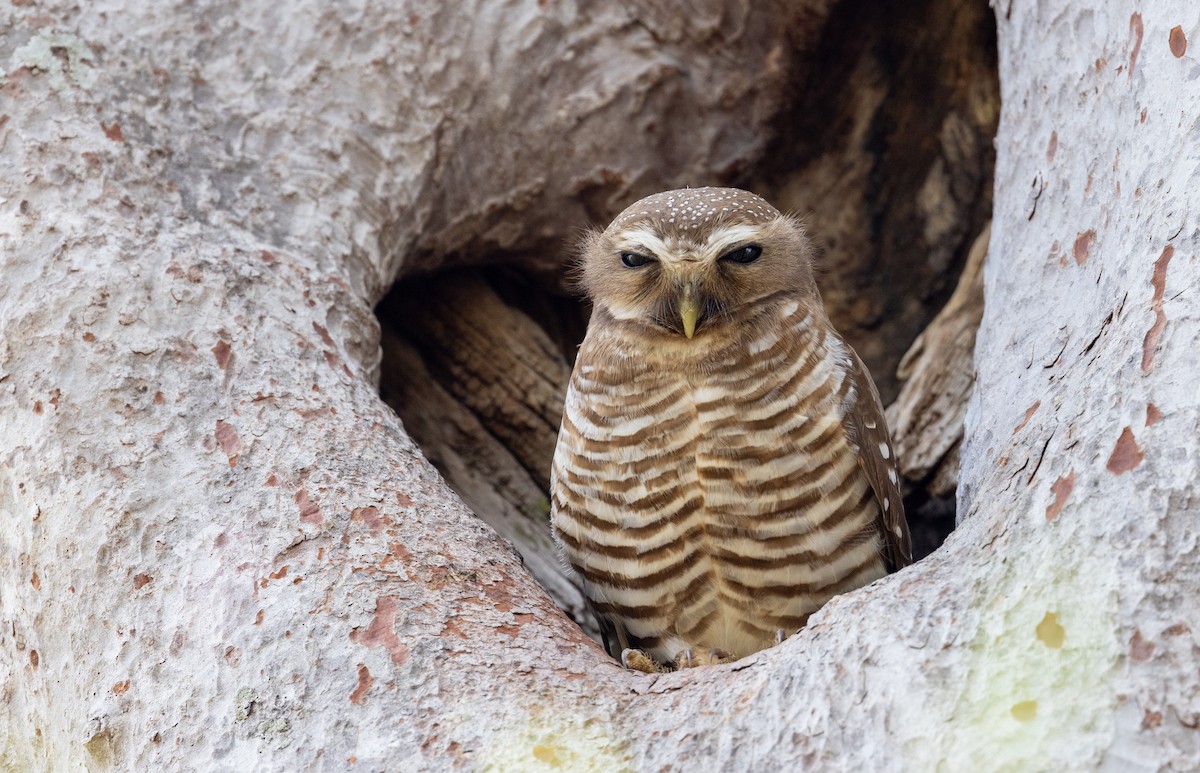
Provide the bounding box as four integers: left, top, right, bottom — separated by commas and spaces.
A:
550, 187, 911, 672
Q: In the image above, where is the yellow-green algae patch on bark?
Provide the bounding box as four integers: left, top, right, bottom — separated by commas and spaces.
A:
8, 31, 99, 91
903, 534, 1120, 771
475, 705, 632, 772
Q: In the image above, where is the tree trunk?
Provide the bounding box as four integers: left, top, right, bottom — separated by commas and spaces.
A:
2, 2, 1197, 773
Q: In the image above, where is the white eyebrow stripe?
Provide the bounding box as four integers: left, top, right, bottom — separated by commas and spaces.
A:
612, 222, 770, 265
704, 224, 768, 256
613, 227, 673, 259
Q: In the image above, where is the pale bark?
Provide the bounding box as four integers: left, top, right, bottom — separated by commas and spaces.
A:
2, 3, 1198, 773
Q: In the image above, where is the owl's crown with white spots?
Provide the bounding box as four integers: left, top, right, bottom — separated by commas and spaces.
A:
608, 187, 780, 238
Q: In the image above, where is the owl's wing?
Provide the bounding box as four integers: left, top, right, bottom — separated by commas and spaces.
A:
841, 348, 913, 570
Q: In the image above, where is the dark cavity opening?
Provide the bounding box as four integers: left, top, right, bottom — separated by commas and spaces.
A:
376, 0, 998, 637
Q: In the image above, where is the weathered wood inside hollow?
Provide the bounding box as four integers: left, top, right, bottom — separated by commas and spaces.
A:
887, 221, 989, 498
383, 272, 572, 489
754, 0, 999, 403
379, 317, 599, 639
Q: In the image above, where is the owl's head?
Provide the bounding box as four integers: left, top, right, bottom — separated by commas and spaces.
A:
577, 187, 817, 341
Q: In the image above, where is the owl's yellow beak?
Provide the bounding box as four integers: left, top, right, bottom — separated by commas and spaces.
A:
679, 282, 700, 339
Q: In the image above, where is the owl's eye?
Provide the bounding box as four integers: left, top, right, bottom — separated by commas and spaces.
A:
620, 252, 654, 268
720, 244, 762, 264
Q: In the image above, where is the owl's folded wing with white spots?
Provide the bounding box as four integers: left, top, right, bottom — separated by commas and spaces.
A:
842, 349, 913, 570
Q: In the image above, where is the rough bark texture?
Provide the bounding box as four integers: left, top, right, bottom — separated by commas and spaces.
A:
958, 5, 1200, 767
2, 3, 1199, 773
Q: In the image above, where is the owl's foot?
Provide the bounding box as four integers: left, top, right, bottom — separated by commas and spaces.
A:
621, 648, 672, 674
775, 628, 804, 645
672, 647, 734, 669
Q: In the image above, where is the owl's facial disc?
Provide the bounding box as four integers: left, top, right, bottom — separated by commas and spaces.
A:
601, 225, 775, 340
584, 188, 817, 342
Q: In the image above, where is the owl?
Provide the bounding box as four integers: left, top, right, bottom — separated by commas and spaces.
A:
550, 187, 912, 672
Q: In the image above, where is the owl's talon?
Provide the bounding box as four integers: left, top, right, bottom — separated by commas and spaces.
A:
775, 628, 788, 645
621, 648, 671, 674
672, 646, 735, 669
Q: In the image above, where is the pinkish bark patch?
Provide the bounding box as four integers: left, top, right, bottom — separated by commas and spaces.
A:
1141, 245, 1173, 374
101, 122, 125, 143
212, 339, 233, 369
295, 489, 323, 525
349, 664, 374, 705
1013, 401, 1041, 434
350, 597, 410, 665
1170, 25, 1187, 58
1129, 629, 1155, 661
1106, 427, 1144, 475
1072, 230, 1096, 266
215, 420, 242, 467
1129, 13, 1144, 78
390, 542, 413, 564
313, 322, 336, 347
352, 506, 388, 533
1045, 471, 1076, 522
